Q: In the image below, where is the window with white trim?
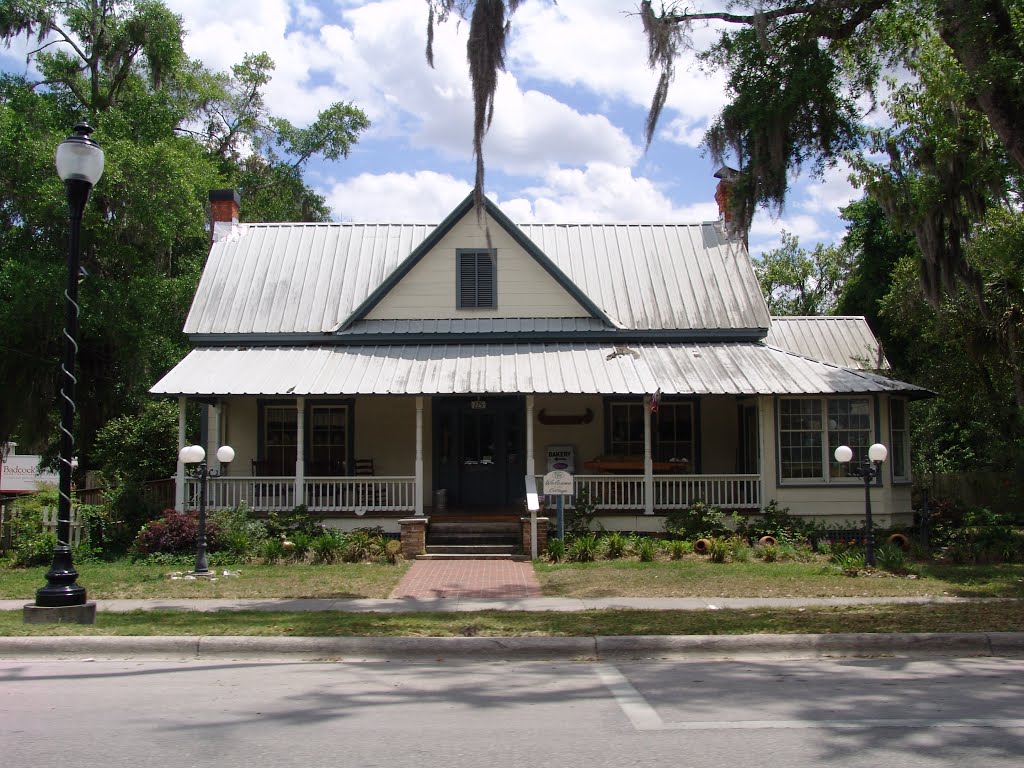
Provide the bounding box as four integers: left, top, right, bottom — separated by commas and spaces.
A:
889, 398, 910, 481
608, 400, 695, 463
778, 397, 872, 482
456, 249, 497, 309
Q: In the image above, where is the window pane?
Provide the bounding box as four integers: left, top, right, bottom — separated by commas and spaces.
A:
779, 399, 822, 479
309, 405, 347, 475
655, 402, 693, 462
610, 402, 644, 456
828, 398, 870, 479
890, 399, 908, 479
264, 406, 297, 475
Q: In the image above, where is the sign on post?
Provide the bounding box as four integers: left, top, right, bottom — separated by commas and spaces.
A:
543, 470, 574, 540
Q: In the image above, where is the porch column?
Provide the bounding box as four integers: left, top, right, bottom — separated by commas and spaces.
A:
643, 394, 654, 515
208, 402, 221, 465
526, 395, 535, 475
175, 396, 186, 512
295, 397, 305, 506
415, 397, 424, 516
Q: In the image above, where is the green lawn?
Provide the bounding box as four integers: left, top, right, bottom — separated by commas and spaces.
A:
2, 602, 1022, 637
533, 559, 1024, 598
0, 561, 410, 600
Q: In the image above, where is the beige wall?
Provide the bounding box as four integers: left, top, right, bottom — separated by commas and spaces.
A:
367, 212, 590, 320
758, 394, 914, 526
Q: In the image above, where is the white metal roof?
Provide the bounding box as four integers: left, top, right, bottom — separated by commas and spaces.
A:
150, 343, 927, 398
764, 316, 888, 370
183, 216, 770, 336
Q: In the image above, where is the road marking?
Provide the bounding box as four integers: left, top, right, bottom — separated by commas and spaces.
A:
593, 664, 1024, 732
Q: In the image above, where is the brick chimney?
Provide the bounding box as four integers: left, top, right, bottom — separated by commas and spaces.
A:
713, 166, 738, 223
209, 188, 240, 246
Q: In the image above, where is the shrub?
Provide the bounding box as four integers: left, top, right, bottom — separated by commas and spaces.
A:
663, 500, 731, 540
342, 529, 378, 562
265, 506, 323, 539
4, 491, 59, 567
735, 500, 822, 544
602, 531, 630, 559
567, 533, 600, 562
707, 537, 730, 563
565, 487, 603, 538
875, 543, 908, 573
758, 542, 780, 562
210, 504, 267, 561
729, 538, 753, 562
131, 510, 222, 557
259, 537, 285, 563
666, 539, 690, 560
309, 530, 345, 564
635, 536, 658, 562
831, 549, 866, 576
547, 537, 566, 562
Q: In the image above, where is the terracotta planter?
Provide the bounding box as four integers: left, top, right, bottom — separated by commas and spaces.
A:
694, 538, 711, 555
887, 533, 911, 551
757, 535, 777, 547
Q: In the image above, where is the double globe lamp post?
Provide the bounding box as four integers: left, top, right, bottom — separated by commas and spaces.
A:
834, 442, 888, 567
33, 123, 104, 614
178, 444, 235, 576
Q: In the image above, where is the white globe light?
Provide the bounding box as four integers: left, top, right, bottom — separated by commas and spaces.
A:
834, 445, 854, 463
178, 445, 205, 464
216, 445, 235, 464
55, 124, 105, 185
868, 443, 888, 463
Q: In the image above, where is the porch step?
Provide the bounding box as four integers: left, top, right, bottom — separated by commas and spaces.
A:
425, 544, 516, 555
416, 552, 518, 560
427, 521, 520, 548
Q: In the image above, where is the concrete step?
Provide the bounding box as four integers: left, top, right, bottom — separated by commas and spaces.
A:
428, 533, 520, 545
429, 522, 520, 535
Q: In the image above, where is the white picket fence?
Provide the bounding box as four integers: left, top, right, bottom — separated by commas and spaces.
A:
41, 506, 85, 546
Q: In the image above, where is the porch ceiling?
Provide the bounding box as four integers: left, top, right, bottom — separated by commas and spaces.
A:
150, 343, 930, 398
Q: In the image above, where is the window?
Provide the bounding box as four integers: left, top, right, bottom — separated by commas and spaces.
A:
264, 406, 297, 476
889, 398, 910, 481
608, 399, 695, 464
778, 397, 873, 482
309, 404, 348, 475
259, 402, 351, 476
457, 249, 497, 308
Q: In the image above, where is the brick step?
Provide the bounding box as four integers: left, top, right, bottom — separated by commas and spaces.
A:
426, 544, 516, 555
415, 553, 520, 561
428, 533, 519, 545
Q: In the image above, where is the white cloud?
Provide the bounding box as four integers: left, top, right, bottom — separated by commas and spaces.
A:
797, 162, 861, 215
325, 170, 472, 221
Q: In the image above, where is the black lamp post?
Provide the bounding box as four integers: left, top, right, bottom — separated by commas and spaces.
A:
179, 444, 234, 575
35, 123, 104, 608
834, 443, 888, 567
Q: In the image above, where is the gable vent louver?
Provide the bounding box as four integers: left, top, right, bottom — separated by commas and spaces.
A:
457, 250, 497, 309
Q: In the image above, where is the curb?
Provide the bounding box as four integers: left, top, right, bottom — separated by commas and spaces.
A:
2, 632, 1024, 661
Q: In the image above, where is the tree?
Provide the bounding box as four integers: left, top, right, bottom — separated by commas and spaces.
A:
755, 232, 848, 316
0, 0, 368, 472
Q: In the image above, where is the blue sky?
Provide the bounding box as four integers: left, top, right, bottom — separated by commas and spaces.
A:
1, 0, 864, 256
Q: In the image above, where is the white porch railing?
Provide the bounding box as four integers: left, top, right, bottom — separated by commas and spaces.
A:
537, 474, 762, 512
184, 476, 416, 514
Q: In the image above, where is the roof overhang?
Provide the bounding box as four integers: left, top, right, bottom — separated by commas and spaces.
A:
151, 343, 932, 399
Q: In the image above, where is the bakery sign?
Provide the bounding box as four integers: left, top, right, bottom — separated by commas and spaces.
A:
1, 445, 59, 493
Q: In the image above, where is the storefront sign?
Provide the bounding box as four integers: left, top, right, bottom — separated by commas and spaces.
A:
546, 444, 575, 472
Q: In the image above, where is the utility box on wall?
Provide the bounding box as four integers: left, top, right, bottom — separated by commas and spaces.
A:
546, 445, 575, 473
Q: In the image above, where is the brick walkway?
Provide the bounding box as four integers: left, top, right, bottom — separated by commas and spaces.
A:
390, 560, 542, 599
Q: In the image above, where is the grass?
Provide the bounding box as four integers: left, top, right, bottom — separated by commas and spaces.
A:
0, 561, 410, 600
1, 602, 1022, 637
534, 559, 1024, 599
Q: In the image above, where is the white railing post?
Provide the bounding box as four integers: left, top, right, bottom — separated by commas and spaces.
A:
296, 397, 305, 507
643, 395, 654, 515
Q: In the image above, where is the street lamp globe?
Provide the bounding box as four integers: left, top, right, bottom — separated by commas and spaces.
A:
216, 445, 235, 464
55, 124, 105, 185
833, 445, 854, 464
868, 443, 888, 463
178, 444, 205, 464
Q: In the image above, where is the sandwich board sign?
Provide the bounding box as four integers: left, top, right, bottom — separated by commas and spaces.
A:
543, 470, 574, 539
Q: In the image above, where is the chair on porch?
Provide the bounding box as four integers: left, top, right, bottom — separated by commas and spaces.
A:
353, 459, 380, 509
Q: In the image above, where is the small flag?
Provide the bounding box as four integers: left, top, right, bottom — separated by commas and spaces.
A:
650, 388, 661, 414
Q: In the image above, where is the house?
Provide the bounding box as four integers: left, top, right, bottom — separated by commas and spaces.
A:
150, 185, 928, 548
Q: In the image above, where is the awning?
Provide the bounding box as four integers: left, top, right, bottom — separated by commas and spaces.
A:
150, 343, 930, 398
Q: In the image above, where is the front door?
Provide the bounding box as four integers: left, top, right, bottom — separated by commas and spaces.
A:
435, 397, 525, 508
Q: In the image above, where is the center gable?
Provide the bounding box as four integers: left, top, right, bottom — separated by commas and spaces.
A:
363, 205, 594, 323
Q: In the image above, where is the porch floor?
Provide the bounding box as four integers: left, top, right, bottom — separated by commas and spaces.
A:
390, 560, 542, 599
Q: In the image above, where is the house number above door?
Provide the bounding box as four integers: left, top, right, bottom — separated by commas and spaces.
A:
470, 400, 487, 409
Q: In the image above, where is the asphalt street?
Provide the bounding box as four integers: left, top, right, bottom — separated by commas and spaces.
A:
3, 656, 1023, 768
